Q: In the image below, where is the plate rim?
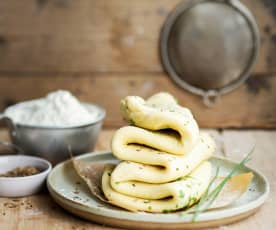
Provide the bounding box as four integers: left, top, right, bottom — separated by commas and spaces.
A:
47, 151, 270, 225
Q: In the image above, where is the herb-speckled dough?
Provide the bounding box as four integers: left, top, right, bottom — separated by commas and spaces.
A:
102, 93, 216, 212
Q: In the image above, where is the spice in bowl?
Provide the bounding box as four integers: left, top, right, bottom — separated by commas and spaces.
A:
0, 166, 41, 177
0, 155, 52, 197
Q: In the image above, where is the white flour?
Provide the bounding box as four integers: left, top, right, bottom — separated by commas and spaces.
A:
4, 90, 99, 127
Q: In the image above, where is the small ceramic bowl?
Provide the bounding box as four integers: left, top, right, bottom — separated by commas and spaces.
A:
0, 155, 52, 197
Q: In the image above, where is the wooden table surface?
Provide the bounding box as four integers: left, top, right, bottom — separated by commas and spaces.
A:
0, 129, 275, 230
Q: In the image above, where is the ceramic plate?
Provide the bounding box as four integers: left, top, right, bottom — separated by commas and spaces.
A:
47, 152, 269, 229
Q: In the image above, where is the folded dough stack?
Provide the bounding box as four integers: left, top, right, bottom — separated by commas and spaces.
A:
102, 93, 216, 213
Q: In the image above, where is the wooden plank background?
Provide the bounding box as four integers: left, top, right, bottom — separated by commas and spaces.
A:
0, 0, 275, 128
0, 73, 275, 128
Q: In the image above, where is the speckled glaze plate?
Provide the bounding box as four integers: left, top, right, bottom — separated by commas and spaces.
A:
47, 151, 269, 229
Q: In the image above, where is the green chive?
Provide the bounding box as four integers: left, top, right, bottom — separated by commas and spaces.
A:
162, 209, 170, 213
180, 147, 254, 222
179, 190, 185, 198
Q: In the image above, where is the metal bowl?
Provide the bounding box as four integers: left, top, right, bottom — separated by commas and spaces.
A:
0, 103, 105, 164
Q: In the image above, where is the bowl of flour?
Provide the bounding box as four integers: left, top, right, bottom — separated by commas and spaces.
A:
0, 90, 105, 164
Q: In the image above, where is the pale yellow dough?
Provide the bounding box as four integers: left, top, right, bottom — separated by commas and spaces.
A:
112, 129, 215, 183
102, 161, 212, 212
120, 92, 199, 155
102, 92, 215, 212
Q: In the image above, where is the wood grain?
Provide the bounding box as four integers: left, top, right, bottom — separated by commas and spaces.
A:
0, 73, 275, 128
0, 129, 275, 229
0, 0, 275, 73
0, 194, 121, 230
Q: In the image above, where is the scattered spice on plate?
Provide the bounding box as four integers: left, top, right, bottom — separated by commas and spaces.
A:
0, 166, 41, 177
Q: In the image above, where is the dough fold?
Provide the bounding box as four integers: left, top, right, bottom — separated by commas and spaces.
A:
112, 129, 215, 183
119, 93, 199, 155
102, 161, 212, 212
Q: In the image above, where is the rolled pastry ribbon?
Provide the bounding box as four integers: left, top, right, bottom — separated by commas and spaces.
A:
102, 161, 212, 212
120, 92, 199, 155
112, 127, 215, 183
